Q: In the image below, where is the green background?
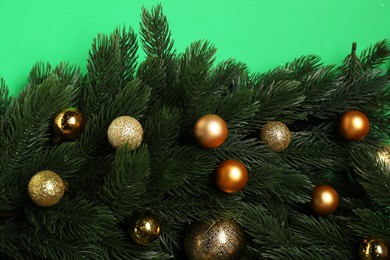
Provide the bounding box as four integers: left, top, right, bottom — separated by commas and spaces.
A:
1, 0, 389, 96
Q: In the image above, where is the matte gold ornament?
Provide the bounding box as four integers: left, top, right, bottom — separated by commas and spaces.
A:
377, 146, 390, 171
184, 218, 246, 260
107, 116, 143, 150
359, 237, 389, 260
311, 185, 339, 215
53, 108, 86, 141
194, 114, 228, 149
260, 121, 291, 152
215, 159, 248, 193
28, 170, 65, 207
339, 110, 370, 141
129, 214, 161, 245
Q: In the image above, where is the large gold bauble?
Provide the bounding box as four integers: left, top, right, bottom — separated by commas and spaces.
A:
194, 114, 228, 149
53, 108, 86, 141
184, 219, 246, 260
215, 159, 248, 193
129, 214, 161, 245
359, 237, 389, 260
339, 110, 370, 141
311, 185, 339, 215
107, 116, 143, 150
28, 170, 65, 207
260, 121, 290, 152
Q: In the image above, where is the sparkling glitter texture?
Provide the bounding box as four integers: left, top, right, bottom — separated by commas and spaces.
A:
28, 170, 65, 207
260, 121, 291, 152
107, 116, 143, 150
184, 218, 246, 260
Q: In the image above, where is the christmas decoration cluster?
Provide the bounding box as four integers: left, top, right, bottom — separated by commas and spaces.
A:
1, 4, 390, 260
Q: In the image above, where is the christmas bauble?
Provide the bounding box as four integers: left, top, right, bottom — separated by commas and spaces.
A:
339, 110, 370, 141
377, 146, 390, 171
28, 170, 65, 207
53, 108, 86, 141
184, 218, 246, 260
194, 114, 228, 149
215, 159, 248, 193
359, 237, 389, 260
107, 116, 143, 150
129, 214, 161, 245
311, 185, 339, 215
260, 121, 290, 152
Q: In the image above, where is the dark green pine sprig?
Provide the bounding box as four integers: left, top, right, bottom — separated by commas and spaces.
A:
0, 3, 390, 259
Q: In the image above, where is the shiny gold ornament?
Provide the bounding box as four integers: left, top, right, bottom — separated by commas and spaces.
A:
260, 121, 290, 152
184, 218, 246, 260
311, 185, 339, 215
53, 108, 86, 141
129, 214, 161, 245
359, 237, 389, 260
28, 170, 65, 207
194, 114, 228, 149
107, 116, 143, 150
215, 159, 248, 193
339, 110, 370, 141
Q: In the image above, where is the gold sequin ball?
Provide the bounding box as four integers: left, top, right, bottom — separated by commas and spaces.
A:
260, 121, 291, 152
107, 116, 143, 150
28, 170, 65, 207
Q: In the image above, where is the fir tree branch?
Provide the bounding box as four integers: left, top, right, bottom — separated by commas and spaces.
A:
349, 208, 390, 241
360, 39, 390, 71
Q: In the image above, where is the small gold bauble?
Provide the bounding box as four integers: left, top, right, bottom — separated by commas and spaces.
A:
339, 110, 370, 141
311, 185, 339, 215
107, 116, 143, 150
377, 147, 390, 172
215, 159, 248, 193
359, 237, 389, 260
260, 121, 290, 152
184, 218, 246, 260
53, 108, 86, 141
129, 214, 161, 245
194, 114, 228, 149
28, 170, 65, 207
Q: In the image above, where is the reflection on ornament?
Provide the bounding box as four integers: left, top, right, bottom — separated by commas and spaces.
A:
129, 214, 161, 245
215, 159, 248, 193
339, 110, 369, 141
184, 218, 246, 260
311, 185, 339, 215
194, 114, 228, 149
53, 108, 86, 141
359, 236, 389, 260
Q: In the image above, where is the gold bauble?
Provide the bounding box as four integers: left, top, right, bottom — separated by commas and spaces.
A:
194, 114, 228, 149
311, 185, 339, 215
215, 159, 248, 193
107, 116, 143, 150
184, 218, 246, 260
129, 214, 161, 245
53, 108, 86, 141
359, 237, 389, 260
339, 110, 370, 141
377, 147, 390, 172
260, 121, 290, 152
28, 170, 65, 207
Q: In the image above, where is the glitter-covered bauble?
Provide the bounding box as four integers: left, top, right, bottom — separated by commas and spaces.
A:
53, 108, 86, 141
28, 170, 65, 207
107, 116, 143, 150
129, 214, 161, 245
359, 237, 389, 260
339, 110, 370, 141
311, 185, 339, 215
184, 219, 246, 260
260, 121, 291, 152
377, 146, 390, 172
215, 159, 248, 193
194, 114, 228, 149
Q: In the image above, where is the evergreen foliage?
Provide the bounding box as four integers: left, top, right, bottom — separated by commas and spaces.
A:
0, 4, 390, 259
